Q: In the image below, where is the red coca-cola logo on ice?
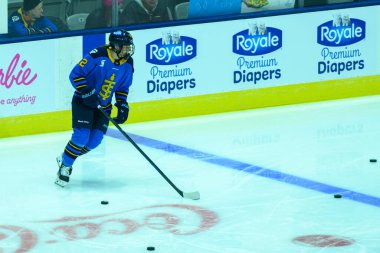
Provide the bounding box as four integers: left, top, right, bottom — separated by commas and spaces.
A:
0, 204, 219, 252
0, 53, 37, 89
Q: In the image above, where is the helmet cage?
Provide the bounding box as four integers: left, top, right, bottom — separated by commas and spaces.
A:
109, 30, 135, 58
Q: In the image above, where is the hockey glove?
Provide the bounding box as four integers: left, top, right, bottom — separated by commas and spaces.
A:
81, 89, 99, 109
113, 101, 129, 124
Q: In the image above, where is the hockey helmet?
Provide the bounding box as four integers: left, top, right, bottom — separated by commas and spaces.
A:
109, 29, 134, 58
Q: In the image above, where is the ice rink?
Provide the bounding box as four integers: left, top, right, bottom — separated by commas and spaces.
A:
1, 95, 380, 253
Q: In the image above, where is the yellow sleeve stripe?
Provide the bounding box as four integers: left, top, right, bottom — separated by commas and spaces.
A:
116, 92, 128, 96
73, 77, 86, 82
76, 84, 87, 89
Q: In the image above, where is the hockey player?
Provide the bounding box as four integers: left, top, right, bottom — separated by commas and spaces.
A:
55, 29, 135, 187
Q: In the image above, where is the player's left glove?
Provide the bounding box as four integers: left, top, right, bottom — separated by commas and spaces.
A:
113, 101, 129, 124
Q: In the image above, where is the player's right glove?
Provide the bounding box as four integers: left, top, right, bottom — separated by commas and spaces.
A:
113, 101, 129, 124
81, 88, 99, 109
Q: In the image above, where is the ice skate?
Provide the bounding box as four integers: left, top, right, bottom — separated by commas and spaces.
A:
55, 154, 72, 187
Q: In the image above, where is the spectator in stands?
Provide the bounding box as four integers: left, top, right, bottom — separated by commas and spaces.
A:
120, 0, 172, 25
8, 0, 58, 36
85, 0, 124, 29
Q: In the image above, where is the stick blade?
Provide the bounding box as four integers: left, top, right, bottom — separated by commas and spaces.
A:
183, 191, 200, 200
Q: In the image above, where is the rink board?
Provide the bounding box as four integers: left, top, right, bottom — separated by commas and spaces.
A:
1, 74, 379, 137
1, 4, 380, 137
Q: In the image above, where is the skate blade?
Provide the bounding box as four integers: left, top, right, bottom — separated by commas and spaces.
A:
55, 178, 68, 187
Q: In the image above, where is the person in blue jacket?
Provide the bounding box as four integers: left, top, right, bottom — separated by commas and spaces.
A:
55, 29, 135, 187
8, 0, 58, 36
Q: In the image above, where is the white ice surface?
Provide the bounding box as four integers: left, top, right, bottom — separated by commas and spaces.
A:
1, 95, 380, 252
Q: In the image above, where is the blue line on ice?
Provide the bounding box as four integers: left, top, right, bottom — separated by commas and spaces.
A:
107, 128, 380, 208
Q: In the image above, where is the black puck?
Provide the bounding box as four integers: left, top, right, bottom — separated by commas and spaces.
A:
101, 200, 109, 205
334, 194, 342, 198
147, 246, 155, 251
370, 159, 377, 163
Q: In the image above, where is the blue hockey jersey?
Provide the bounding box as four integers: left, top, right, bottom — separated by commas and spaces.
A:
8, 8, 58, 36
70, 46, 134, 110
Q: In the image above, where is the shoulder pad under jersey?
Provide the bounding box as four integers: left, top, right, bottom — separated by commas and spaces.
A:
88, 46, 108, 59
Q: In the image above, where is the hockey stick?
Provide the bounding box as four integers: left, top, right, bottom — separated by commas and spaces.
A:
98, 105, 200, 200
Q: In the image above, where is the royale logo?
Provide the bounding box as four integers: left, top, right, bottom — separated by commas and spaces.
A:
233, 23, 282, 56
146, 32, 197, 65
317, 15, 366, 47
